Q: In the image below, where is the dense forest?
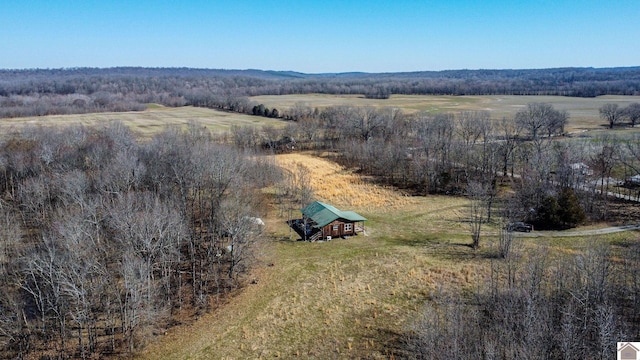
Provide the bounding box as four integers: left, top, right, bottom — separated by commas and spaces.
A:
1, 66, 640, 118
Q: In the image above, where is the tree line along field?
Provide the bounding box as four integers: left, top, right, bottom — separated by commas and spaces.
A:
4, 94, 639, 136
251, 94, 640, 132
0, 105, 286, 139
2, 91, 640, 358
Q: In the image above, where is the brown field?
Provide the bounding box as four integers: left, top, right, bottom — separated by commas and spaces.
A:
0, 105, 285, 138
276, 153, 418, 209
4, 95, 639, 138
251, 94, 640, 132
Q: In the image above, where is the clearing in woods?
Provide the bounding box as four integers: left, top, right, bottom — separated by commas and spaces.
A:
137, 152, 636, 359
138, 152, 477, 359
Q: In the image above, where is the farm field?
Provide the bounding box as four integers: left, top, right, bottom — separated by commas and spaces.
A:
251, 94, 640, 132
138, 152, 637, 359
0, 105, 284, 138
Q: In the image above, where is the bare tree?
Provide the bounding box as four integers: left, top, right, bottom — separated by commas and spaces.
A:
345, 106, 388, 141
496, 117, 522, 177
516, 103, 555, 140
498, 223, 515, 259
467, 181, 489, 250
414, 113, 455, 193
456, 111, 490, 173
623, 102, 640, 127
599, 103, 623, 129
0, 205, 25, 355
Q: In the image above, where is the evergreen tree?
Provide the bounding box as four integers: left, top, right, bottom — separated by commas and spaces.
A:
536, 195, 560, 228
557, 187, 586, 227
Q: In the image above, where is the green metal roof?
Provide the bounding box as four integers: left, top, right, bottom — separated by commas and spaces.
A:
301, 201, 366, 228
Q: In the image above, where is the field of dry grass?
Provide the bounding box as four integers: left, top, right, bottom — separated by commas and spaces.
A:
276, 153, 418, 210
0, 105, 285, 138
138, 152, 638, 359
251, 94, 640, 132
138, 153, 481, 359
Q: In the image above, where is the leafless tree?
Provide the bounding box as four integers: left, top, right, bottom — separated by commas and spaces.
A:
456, 111, 490, 173
496, 117, 522, 177
516, 103, 566, 144
599, 103, 623, 129
623, 102, 640, 127
414, 112, 455, 193
0, 206, 24, 355
467, 181, 489, 250
588, 136, 617, 218
498, 224, 515, 259
230, 125, 261, 151
515, 103, 548, 140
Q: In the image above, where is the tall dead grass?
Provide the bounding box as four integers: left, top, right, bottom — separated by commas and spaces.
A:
276, 153, 417, 209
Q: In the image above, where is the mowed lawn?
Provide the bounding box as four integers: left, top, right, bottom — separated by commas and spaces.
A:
251, 94, 640, 132
0, 105, 285, 138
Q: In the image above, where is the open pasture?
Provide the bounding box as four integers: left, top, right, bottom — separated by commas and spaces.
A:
0, 105, 284, 138
251, 94, 640, 132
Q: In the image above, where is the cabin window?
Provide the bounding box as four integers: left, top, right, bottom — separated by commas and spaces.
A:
333, 225, 339, 231
344, 223, 352, 232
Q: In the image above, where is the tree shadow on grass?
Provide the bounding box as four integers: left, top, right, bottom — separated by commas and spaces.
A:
432, 241, 502, 261
382, 234, 443, 247
372, 327, 412, 359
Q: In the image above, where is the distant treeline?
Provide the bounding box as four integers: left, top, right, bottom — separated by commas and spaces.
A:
1, 67, 639, 118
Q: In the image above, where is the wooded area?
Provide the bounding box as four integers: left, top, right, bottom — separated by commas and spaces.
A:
1, 67, 640, 118
2, 67, 640, 358
0, 122, 281, 357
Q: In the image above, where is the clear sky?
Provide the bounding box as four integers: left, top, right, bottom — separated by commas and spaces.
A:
1, 0, 638, 73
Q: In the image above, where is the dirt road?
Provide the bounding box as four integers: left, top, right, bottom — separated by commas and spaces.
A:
514, 224, 640, 237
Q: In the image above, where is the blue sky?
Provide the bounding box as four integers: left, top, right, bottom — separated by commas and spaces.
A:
1, 0, 638, 72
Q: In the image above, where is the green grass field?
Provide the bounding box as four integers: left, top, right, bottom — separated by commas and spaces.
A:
0, 105, 285, 138
251, 94, 640, 132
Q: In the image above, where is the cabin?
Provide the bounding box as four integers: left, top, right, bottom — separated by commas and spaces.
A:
289, 201, 366, 241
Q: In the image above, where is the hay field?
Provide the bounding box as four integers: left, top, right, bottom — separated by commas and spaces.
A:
0, 105, 285, 138
251, 94, 640, 132
276, 153, 418, 210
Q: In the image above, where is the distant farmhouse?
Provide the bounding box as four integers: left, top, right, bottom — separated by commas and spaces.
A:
289, 201, 366, 241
